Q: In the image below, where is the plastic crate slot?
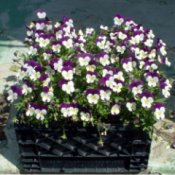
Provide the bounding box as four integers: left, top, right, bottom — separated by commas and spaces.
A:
23, 163, 40, 169
20, 146, 37, 157
60, 142, 76, 151
73, 136, 87, 144
36, 142, 52, 151
86, 143, 99, 151
18, 139, 34, 145
97, 148, 111, 156
110, 142, 122, 151
51, 148, 64, 156
21, 158, 39, 163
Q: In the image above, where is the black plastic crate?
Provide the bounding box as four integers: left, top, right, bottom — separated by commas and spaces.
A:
15, 123, 151, 173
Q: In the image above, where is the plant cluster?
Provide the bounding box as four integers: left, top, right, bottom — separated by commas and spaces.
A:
8, 10, 172, 133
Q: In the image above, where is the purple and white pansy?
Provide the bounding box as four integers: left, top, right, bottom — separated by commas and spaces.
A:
58, 80, 75, 94
7, 85, 23, 102
153, 103, 166, 120
86, 71, 97, 83
129, 80, 143, 96
60, 103, 79, 118
41, 86, 54, 103
86, 89, 100, 104
26, 103, 47, 121
77, 53, 93, 66
145, 72, 159, 87
140, 92, 154, 109
96, 52, 110, 66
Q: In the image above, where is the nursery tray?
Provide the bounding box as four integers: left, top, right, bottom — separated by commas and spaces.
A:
15, 123, 151, 174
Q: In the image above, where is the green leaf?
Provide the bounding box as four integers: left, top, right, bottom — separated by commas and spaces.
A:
12, 117, 18, 123
115, 96, 124, 102
155, 98, 166, 103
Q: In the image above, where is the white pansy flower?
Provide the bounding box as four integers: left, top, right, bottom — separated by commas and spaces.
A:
144, 39, 154, 47
114, 16, 124, 26
129, 35, 141, 45
111, 104, 120, 115
62, 81, 75, 94
43, 52, 51, 60
146, 76, 159, 87
35, 109, 47, 121
36, 22, 45, 30
62, 70, 73, 80
100, 25, 108, 30
87, 94, 99, 104
97, 40, 106, 50
141, 97, 153, 109
165, 57, 171, 66
118, 32, 127, 40
114, 72, 125, 82
22, 84, 32, 95
55, 30, 64, 39
135, 50, 148, 60
30, 71, 41, 81
38, 38, 50, 48
147, 30, 155, 39
106, 77, 116, 89
151, 63, 158, 70
7, 90, 17, 103
61, 106, 78, 118
165, 80, 172, 89
27, 30, 33, 36
112, 82, 123, 93
86, 28, 94, 35
153, 103, 166, 120
79, 57, 91, 66
99, 54, 110, 66
52, 44, 61, 53
123, 62, 133, 72
86, 65, 96, 72
61, 108, 69, 118
46, 24, 53, 31
100, 90, 111, 101
132, 85, 143, 96
16, 69, 26, 80
54, 60, 63, 72
126, 102, 136, 112
37, 10, 46, 19
103, 69, 113, 76
160, 46, 167, 56
110, 55, 119, 64
69, 107, 78, 116
28, 46, 37, 55
149, 49, 156, 59
26, 106, 35, 116
41, 91, 54, 103
162, 89, 170, 98
80, 112, 92, 122
62, 38, 73, 49
116, 45, 126, 54
43, 78, 51, 86
154, 107, 165, 120
54, 22, 61, 28
139, 61, 145, 69
86, 74, 96, 83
